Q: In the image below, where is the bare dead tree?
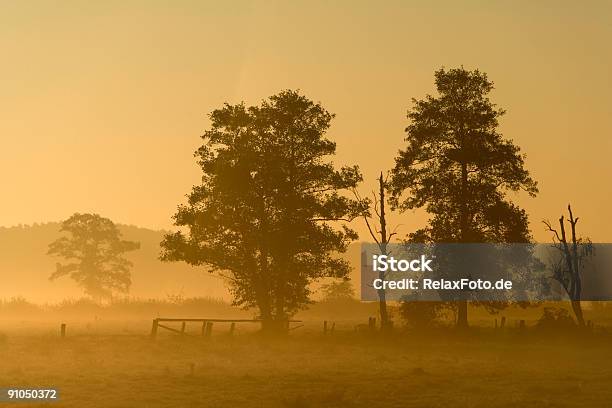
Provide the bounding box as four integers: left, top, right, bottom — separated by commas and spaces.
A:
543, 204, 593, 327
354, 172, 400, 331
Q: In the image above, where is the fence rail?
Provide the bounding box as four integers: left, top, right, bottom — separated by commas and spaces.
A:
150, 318, 302, 338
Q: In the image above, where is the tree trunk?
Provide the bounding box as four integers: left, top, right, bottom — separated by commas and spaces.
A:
260, 318, 276, 333
378, 285, 390, 331
273, 297, 289, 335
377, 173, 391, 331
457, 163, 470, 329
261, 319, 288, 334
457, 300, 469, 329
257, 283, 277, 334
571, 300, 585, 327
259, 301, 274, 333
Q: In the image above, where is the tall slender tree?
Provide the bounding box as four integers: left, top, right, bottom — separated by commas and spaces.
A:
161, 90, 365, 332
543, 204, 593, 327
389, 67, 538, 328
355, 172, 398, 331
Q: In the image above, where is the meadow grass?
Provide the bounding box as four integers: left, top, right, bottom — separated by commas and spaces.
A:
0, 324, 611, 407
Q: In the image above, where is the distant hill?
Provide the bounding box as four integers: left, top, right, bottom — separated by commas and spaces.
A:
0, 223, 363, 303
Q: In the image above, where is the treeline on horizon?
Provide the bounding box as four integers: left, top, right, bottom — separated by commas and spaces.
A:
14, 67, 598, 333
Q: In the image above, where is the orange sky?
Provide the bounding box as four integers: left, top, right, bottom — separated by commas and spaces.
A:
1, 0, 611, 242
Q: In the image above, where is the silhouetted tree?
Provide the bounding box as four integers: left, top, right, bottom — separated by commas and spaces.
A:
543, 204, 593, 327
48, 213, 140, 301
160, 90, 365, 333
354, 172, 398, 331
389, 67, 538, 328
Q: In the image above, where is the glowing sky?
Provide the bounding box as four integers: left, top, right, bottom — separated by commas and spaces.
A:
1, 0, 611, 242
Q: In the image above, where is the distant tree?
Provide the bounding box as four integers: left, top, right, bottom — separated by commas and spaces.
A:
389, 67, 538, 329
48, 213, 140, 301
160, 90, 365, 333
543, 204, 593, 327
320, 279, 356, 302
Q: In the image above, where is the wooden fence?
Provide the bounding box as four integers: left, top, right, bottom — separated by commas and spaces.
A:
150, 318, 301, 339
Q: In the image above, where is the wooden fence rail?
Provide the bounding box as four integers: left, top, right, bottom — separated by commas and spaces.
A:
150, 318, 302, 339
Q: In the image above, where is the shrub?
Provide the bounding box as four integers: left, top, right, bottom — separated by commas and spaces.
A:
536, 307, 576, 330
400, 301, 448, 329
0, 297, 42, 316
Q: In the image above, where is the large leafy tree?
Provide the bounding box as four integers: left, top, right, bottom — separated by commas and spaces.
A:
48, 213, 140, 301
389, 67, 538, 328
161, 90, 364, 332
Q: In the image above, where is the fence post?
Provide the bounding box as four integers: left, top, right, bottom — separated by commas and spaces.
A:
331, 322, 335, 334
150, 319, 158, 339
60, 323, 66, 338
205, 322, 213, 337
201, 321, 207, 337
323, 320, 328, 335
181, 321, 186, 335
229, 322, 236, 336
500, 316, 506, 329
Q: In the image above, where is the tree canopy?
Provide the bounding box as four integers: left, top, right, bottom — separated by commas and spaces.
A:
390, 67, 538, 243
160, 90, 365, 330
389, 67, 538, 327
48, 213, 140, 300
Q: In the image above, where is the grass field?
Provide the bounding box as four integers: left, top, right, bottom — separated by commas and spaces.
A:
1, 322, 611, 408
